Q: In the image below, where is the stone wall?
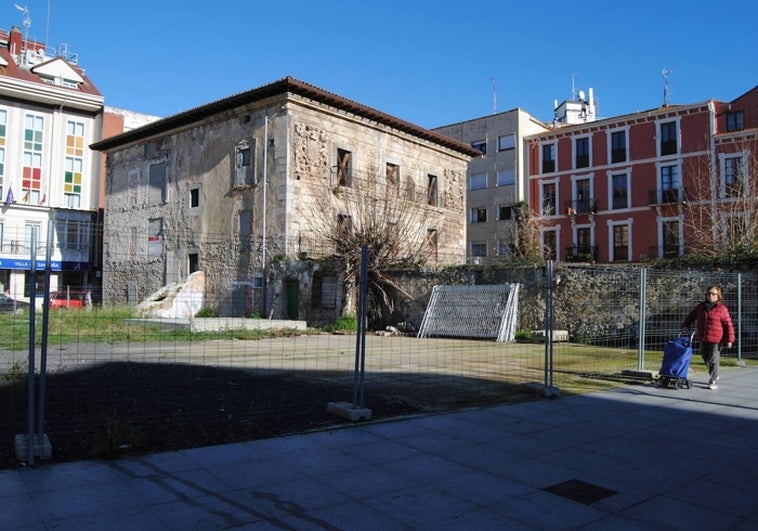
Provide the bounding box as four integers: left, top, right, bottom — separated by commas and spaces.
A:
380, 263, 756, 342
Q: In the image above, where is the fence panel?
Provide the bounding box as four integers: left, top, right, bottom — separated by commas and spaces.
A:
2, 242, 757, 470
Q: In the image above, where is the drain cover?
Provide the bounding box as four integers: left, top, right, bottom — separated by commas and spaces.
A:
542, 479, 617, 505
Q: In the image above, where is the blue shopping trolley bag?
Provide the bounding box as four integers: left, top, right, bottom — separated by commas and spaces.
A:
659, 333, 695, 389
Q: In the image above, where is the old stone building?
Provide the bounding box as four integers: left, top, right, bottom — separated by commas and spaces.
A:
92, 77, 478, 323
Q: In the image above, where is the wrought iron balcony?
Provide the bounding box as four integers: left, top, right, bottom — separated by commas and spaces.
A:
648, 188, 685, 205
564, 198, 598, 216
565, 246, 599, 262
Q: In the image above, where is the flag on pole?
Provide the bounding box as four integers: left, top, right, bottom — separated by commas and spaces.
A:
4, 186, 13, 206
21, 190, 28, 203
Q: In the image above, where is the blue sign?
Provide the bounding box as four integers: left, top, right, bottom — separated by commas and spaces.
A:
0, 258, 62, 270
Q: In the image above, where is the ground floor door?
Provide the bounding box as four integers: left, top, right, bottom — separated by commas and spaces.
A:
286, 280, 299, 320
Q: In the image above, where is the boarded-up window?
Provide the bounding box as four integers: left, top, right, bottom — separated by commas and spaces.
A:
311, 273, 337, 309
234, 139, 256, 188
148, 217, 163, 257
144, 139, 164, 159
320, 276, 337, 309
148, 162, 166, 204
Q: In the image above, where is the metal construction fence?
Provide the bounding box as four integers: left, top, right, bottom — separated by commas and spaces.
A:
0, 257, 756, 468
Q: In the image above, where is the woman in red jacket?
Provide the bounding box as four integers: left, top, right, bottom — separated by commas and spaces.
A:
681, 286, 735, 390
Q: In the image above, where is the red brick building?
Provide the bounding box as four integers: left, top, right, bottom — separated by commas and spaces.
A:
526, 85, 758, 262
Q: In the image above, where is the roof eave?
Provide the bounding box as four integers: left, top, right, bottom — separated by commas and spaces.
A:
91, 76, 480, 157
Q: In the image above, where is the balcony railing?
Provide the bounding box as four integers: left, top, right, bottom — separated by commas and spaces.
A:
565, 246, 598, 262
0, 242, 48, 256
565, 198, 598, 215
648, 188, 685, 205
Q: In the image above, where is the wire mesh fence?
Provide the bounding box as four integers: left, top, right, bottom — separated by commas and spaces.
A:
1, 251, 756, 468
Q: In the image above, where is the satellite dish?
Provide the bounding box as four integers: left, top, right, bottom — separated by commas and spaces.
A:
578, 90, 586, 101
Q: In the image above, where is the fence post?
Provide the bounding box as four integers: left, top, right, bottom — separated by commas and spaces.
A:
737, 273, 744, 365
637, 268, 647, 371
352, 245, 369, 408
37, 220, 54, 450
544, 260, 555, 393
25, 231, 37, 465
325, 245, 373, 422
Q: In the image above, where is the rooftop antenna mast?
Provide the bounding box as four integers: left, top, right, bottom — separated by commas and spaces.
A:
662, 69, 671, 106
14, 4, 31, 56
571, 72, 578, 100
491, 77, 497, 114
45, 0, 51, 51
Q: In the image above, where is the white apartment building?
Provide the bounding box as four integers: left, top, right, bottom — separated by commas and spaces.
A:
0, 25, 105, 303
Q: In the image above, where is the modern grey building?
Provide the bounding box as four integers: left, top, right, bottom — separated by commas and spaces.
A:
434, 108, 549, 261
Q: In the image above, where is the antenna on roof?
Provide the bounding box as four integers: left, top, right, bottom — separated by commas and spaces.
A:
45, 0, 51, 50
14, 4, 31, 55
571, 72, 578, 100
491, 77, 497, 114
662, 69, 672, 107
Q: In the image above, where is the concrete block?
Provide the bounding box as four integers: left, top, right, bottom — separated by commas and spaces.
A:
327, 402, 373, 421
622, 369, 658, 380
14, 433, 52, 463
531, 330, 570, 342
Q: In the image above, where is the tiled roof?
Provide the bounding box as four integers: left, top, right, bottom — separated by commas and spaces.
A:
91, 76, 482, 157
0, 33, 101, 99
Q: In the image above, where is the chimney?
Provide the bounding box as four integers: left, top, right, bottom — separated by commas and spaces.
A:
9, 25, 23, 57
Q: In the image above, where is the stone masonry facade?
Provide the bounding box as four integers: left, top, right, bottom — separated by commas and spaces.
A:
95, 78, 478, 324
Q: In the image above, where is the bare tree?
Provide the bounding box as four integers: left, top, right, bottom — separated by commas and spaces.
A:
682, 141, 758, 259
510, 200, 547, 262
302, 165, 447, 326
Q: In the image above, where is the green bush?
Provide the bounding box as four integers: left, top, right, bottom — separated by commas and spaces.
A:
515, 329, 533, 342
323, 314, 358, 332
195, 307, 218, 318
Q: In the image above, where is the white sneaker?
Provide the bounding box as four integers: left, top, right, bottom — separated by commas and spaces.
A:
708, 379, 718, 390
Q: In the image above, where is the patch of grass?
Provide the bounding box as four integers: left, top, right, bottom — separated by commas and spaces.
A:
0, 305, 323, 350
195, 307, 218, 318
323, 314, 358, 333
515, 329, 533, 342
0, 361, 26, 384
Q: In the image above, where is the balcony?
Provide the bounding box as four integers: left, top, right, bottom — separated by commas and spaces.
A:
565, 246, 599, 262
565, 198, 598, 216
648, 188, 685, 206
0, 241, 48, 256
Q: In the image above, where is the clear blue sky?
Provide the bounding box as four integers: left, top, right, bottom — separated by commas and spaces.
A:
6, 0, 758, 128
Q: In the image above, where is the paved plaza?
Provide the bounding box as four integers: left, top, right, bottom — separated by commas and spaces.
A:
2, 367, 757, 529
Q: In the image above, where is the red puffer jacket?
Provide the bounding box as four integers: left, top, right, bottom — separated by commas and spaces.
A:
682, 302, 735, 345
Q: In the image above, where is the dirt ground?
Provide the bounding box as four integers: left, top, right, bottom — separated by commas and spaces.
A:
0, 361, 529, 470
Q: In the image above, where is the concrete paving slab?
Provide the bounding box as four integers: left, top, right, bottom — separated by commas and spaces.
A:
0, 366, 757, 529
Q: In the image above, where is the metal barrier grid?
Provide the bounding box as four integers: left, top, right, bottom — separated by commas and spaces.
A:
1, 259, 756, 468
